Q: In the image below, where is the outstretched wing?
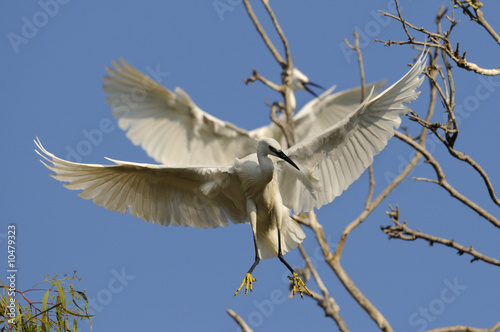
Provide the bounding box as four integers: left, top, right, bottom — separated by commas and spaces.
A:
279, 51, 427, 213
293, 81, 386, 143
103, 59, 257, 166
249, 82, 385, 148
35, 138, 247, 228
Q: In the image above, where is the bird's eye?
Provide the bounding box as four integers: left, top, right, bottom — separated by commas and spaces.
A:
269, 145, 277, 153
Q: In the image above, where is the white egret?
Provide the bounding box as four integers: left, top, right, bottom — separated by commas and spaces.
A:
290, 67, 325, 97
103, 60, 385, 166
36, 50, 426, 297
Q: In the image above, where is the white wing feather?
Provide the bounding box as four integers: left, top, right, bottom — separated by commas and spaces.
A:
35, 138, 247, 228
293, 81, 386, 143
105, 59, 385, 165
279, 52, 427, 213
103, 59, 257, 166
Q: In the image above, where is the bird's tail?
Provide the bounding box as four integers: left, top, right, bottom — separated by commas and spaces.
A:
256, 215, 306, 260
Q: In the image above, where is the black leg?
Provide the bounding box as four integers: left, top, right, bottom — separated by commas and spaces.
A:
248, 235, 261, 274
234, 234, 260, 296
277, 228, 296, 274
277, 228, 312, 299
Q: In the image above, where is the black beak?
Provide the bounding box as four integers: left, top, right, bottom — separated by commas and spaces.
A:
276, 150, 300, 171
303, 81, 325, 98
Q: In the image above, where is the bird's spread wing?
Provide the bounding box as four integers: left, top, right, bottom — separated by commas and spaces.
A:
103, 59, 257, 166
35, 138, 247, 228
293, 81, 386, 143
248, 82, 385, 148
279, 51, 427, 213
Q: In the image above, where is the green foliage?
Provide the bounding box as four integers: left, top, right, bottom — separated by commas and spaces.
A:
0, 272, 92, 332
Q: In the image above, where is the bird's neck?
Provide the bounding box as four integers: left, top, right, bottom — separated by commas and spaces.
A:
257, 154, 275, 185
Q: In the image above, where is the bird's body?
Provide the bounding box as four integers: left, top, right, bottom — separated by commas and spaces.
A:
35, 136, 309, 294
37, 49, 427, 297
234, 140, 305, 259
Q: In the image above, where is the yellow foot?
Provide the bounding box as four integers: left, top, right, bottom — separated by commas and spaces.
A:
289, 272, 312, 299
467, 0, 483, 9
455, 0, 483, 9
234, 273, 256, 297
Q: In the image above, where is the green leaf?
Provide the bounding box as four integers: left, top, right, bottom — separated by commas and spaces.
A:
72, 317, 78, 332
42, 289, 50, 312
54, 279, 66, 305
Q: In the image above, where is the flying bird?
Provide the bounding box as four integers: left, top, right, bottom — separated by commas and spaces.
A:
36, 51, 426, 298
103, 60, 386, 166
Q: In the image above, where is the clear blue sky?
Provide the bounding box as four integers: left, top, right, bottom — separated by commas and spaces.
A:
2, 1, 499, 331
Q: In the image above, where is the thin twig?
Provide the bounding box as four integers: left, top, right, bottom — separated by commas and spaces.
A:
395, 0, 414, 41
451, 0, 500, 45
383, 206, 500, 267
242, 0, 285, 67
436, 6, 459, 147
244, 68, 281, 92
407, 108, 500, 207
344, 31, 366, 102
376, 7, 500, 76
395, 131, 500, 228
261, 0, 292, 67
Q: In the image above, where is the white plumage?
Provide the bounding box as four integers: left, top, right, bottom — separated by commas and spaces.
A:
103, 60, 386, 166
37, 50, 426, 296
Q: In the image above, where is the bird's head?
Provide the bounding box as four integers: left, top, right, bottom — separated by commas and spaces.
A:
291, 68, 325, 98
258, 138, 299, 171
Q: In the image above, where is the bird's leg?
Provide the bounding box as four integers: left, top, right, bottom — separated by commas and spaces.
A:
234, 236, 260, 297
277, 228, 312, 299
234, 201, 259, 297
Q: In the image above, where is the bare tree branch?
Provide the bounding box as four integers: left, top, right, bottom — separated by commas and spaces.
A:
395, 131, 500, 228
436, 6, 459, 147
261, 0, 292, 67
269, 101, 295, 145
376, 4, 500, 76
344, 31, 366, 102
425, 320, 500, 332
407, 112, 500, 206
451, 0, 500, 45
296, 244, 349, 332
241, 1, 498, 330
394, 0, 414, 42
242, 0, 285, 67
382, 206, 500, 267
304, 211, 393, 332
226, 309, 254, 332
242, 0, 296, 147
244, 68, 281, 92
